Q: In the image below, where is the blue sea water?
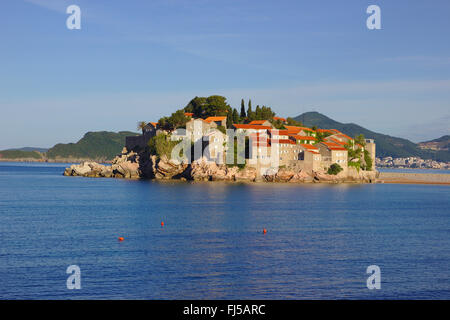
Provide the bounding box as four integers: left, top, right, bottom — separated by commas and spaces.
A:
0, 162, 449, 299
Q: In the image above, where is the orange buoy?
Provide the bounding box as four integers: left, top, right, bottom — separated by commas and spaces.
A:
118, 237, 124, 241
263, 229, 267, 234
161, 221, 164, 227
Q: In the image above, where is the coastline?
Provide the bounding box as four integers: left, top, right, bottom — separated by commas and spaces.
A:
377, 172, 450, 185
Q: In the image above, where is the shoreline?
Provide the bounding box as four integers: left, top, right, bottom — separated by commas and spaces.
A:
377, 172, 450, 185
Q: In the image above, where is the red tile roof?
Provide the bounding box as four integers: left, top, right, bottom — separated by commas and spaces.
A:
148, 122, 158, 127
233, 124, 272, 130
290, 135, 316, 141
299, 144, 320, 154
268, 129, 290, 135
328, 137, 347, 146
204, 116, 226, 122
184, 112, 194, 117
277, 139, 296, 145
316, 128, 335, 134
273, 116, 286, 122
335, 133, 353, 141
248, 120, 269, 125
284, 125, 315, 133
320, 141, 347, 151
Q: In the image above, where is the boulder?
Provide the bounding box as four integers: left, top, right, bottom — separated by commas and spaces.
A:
234, 167, 256, 182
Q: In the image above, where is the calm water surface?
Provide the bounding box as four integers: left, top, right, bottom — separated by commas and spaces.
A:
0, 162, 449, 299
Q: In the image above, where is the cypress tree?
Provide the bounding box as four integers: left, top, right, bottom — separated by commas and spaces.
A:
240, 99, 246, 118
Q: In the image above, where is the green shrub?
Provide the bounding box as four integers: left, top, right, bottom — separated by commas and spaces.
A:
348, 160, 361, 172
148, 133, 180, 159
327, 163, 343, 175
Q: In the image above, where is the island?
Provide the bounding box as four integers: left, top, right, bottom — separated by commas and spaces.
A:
64, 96, 378, 183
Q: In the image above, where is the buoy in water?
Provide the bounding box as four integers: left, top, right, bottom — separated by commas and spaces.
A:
263, 229, 267, 234
118, 237, 124, 241
161, 221, 164, 227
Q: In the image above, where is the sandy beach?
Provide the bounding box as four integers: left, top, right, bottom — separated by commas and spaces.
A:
378, 172, 450, 185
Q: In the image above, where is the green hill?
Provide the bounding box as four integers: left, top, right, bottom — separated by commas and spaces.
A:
46, 131, 138, 161
0, 149, 44, 160
293, 112, 450, 162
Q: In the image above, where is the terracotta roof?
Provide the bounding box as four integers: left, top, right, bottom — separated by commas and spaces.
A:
233, 124, 272, 130
204, 116, 226, 122
320, 141, 347, 151
299, 143, 318, 150
184, 112, 194, 117
284, 125, 302, 133
248, 120, 268, 125
277, 139, 296, 145
273, 116, 286, 122
317, 128, 335, 134
284, 125, 315, 133
299, 144, 320, 154
335, 133, 353, 141
290, 135, 316, 141
268, 129, 290, 135
328, 137, 347, 146
148, 122, 158, 127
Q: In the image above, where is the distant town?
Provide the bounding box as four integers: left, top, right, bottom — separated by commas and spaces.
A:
376, 157, 449, 170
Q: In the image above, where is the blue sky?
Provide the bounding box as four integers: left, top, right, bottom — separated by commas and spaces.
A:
1, 0, 449, 149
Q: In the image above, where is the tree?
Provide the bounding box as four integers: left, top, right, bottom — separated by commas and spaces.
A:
363, 149, 373, 171
226, 111, 233, 129
158, 109, 189, 130
255, 105, 261, 119
315, 130, 331, 143
286, 117, 303, 126
137, 121, 147, 134
240, 99, 246, 118
354, 134, 366, 147
232, 108, 240, 124
247, 102, 254, 122
184, 95, 231, 118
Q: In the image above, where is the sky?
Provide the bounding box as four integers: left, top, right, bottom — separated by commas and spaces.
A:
0, 0, 449, 149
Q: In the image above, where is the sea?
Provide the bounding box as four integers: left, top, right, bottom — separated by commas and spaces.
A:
0, 162, 449, 299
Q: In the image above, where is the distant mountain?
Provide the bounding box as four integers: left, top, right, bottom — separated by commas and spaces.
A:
0, 149, 44, 160
10, 147, 49, 153
418, 135, 450, 152
293, 112, 450, 162
46, 131, 138, 161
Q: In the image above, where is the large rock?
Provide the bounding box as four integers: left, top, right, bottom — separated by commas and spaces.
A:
155, 157, 186, 179
234, 167, 256, 182
289, 170, 313, 183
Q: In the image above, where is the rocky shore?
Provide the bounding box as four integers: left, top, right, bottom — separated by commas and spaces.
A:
63, 148, 378, 183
